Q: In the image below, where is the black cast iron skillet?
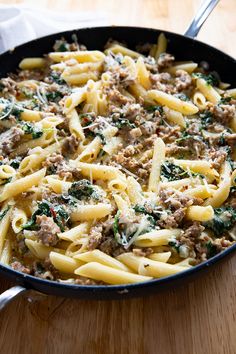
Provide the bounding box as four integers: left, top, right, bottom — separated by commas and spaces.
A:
0, 0, 235, 308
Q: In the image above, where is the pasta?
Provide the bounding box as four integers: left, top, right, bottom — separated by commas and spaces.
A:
0, 33, 235, 286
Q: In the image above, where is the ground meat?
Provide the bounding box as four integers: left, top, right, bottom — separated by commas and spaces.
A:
99, 236, 125, 257
183, 222, 205, 239
165, 144, 189, 157
209, 149, 227, 170
107, 88, 133, 105
88, 225, 103, 250
175, 70, 192, 91
150, 72, 173, 92
159, 188, 203, 210
157, 53, 175, 69
11, 261, 31, 274
0, 127, 24, 156
61, 135, 79, 156
157, 125, 181, 144
129, 127, 142, 139
224, 133, 236, 147
32, 258, 60, 280
210, 104, 236, 125
158, 208, 186, 228
43, 153, 78, 179
0, 77, 17, 95
36, 215, 60, 246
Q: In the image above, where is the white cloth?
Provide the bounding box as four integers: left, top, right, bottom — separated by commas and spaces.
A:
0, 5, 108, 53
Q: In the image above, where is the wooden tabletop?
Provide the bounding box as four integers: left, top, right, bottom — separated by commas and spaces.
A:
0, 1, 236, 353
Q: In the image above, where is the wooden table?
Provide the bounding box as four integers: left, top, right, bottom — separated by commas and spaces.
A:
0, 1, 236, 353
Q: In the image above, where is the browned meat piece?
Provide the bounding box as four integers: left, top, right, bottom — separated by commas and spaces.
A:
210, 104, 235, 125
36, 215, 60, 246
159, 189, 203, 210
88, 225, 103, 250
43, 153, 80, 179
175, 69, 192, 91
11, 261, 31, 274
157, 53, 175, 69
129, 127, 142, 139
158, 209, 186, 228
61, 135, 79, 156
150, 72, 174, 93
108, 88, 133, 105
209, 149, 227, 170
183, 222, 205, 239
99, 236, 125, 257
0, 77, 17, 95
165, 144, 189, 156
0, 127, 24, 156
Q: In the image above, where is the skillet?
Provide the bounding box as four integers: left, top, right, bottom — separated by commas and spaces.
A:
0, 0, 235, 308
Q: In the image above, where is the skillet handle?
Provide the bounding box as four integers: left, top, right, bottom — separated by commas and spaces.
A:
0, 285, 28, 311
184, 0, 220, 38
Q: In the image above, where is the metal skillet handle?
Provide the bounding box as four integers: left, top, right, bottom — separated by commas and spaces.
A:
0, 285, 27, 311
185, 0, 220, 38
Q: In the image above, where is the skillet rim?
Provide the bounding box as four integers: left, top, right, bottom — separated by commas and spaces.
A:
0, 25, 235, 295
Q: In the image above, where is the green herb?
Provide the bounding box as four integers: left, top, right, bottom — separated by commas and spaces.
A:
68, 180, 100, 200
133, 204, 161, 221
22, 201, 69, 231
113, 210, 121, 240
168, 240, 180, 252
113, 118, 136, 129
161, 162, 189, 181
205, 241, 218, 258
192, 72, 220, 86
200, 110, 213, 128
21, 122, 43, 139
174, 93, 189, 101
204, 206, 236, 236
95, 132, 106, 144
0, 206, 10, 221
54, 39, 70, 52
10, 158, 21, 169
53, 205, 69, 232
45, 90, 63, 102
219, 133, 226, 146
49, 71, 66, 85
219, 96, 232, 104
146, 105, 163, 114
176, 130, 203, 144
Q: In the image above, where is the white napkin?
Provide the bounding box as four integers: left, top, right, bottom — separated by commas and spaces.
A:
0, 5, 108, 54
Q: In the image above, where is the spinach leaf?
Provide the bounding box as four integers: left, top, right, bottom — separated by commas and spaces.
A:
0, 206, 10, 221
22, 201, 69, 231
200, 110, 213, 128
68, 180, 100, 201
113, 210, 121, 240
45, 90, 63, 102
192, 72, 220, 86
113, 118, 136, 129
10, 158, 21, 169
205, 241, 218, 258
204, 206, 236, 236
21, 122, 43, 139
49, 71, 66, 85
145, 105, 163, 114
161, 162, 189, 181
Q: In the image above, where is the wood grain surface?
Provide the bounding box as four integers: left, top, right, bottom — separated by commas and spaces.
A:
0, 1, 236, 353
